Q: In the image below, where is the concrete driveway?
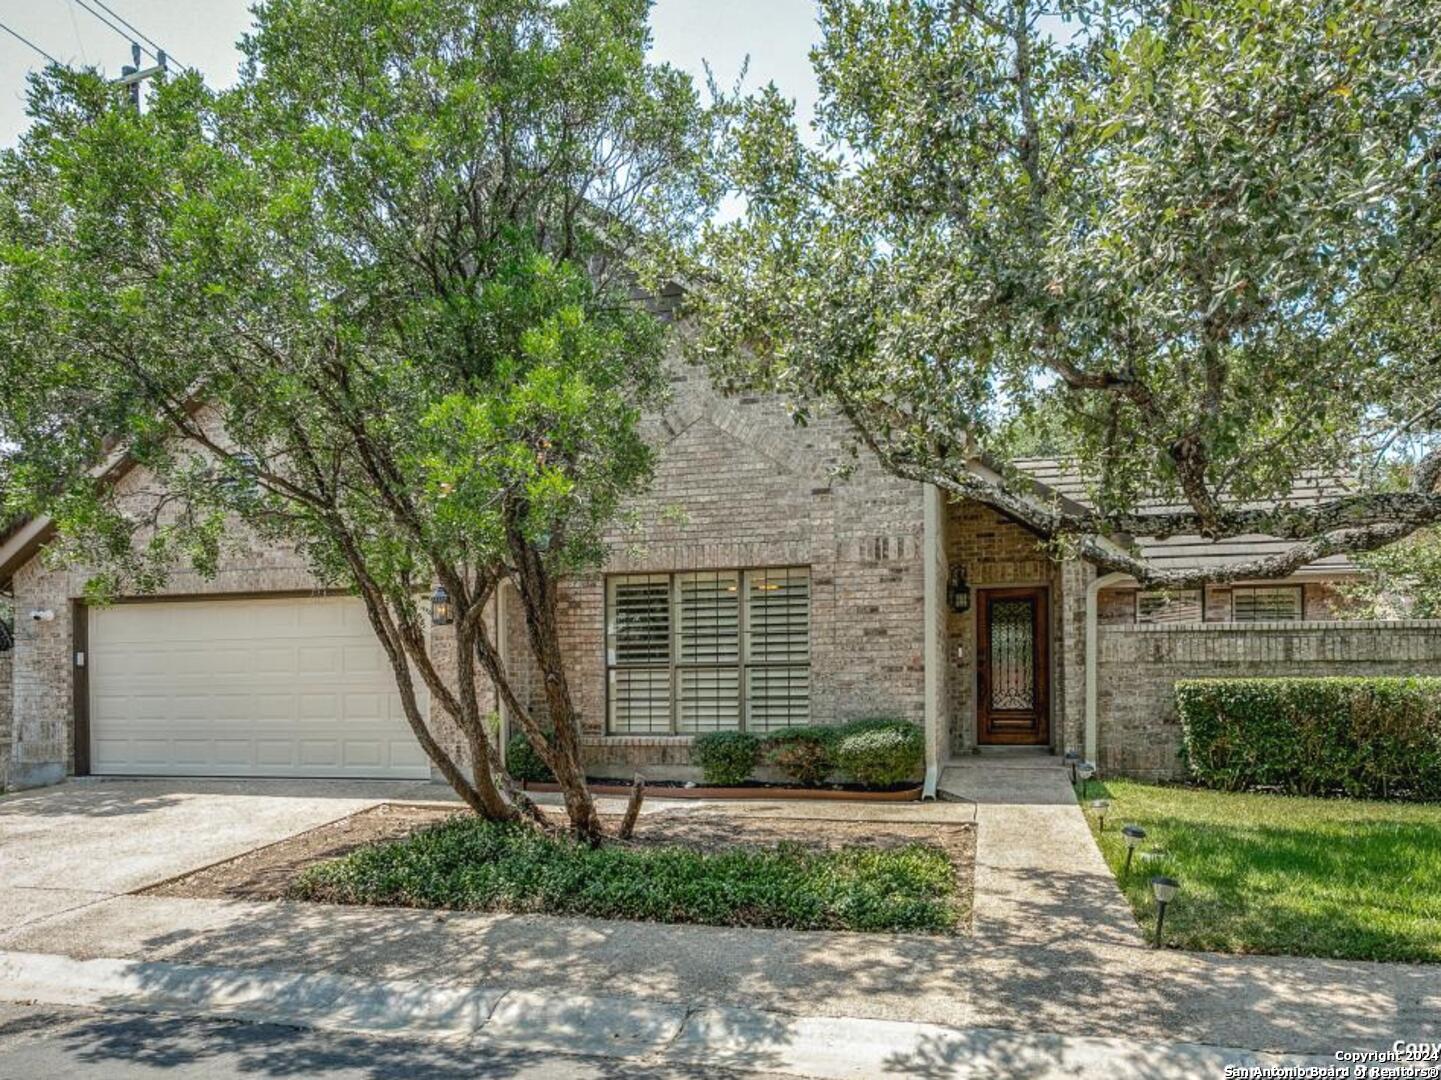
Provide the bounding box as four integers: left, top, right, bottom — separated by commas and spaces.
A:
0, 778, 451, 932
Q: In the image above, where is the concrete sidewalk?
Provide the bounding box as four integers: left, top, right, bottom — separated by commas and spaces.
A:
2, 773, 1437, 1071
0, 949, 1338, 1080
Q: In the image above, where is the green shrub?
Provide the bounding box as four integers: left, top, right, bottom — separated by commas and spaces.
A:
506, 731, 554, 783
1176, 677, 1441, 799
692, 731, 762, 786
292, 816, 960, 933
833, 719, 924, 788
763, 726, 839, 786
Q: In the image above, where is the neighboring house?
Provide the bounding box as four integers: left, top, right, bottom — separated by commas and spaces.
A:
3, 363, 1440, 793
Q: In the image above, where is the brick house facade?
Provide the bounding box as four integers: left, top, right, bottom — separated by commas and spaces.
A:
2, 362, 1438, 790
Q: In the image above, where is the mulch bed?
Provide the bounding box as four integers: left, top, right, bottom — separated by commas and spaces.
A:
146, 802, 977, 927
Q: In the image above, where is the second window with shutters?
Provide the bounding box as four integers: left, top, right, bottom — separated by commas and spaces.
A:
606, 567, 811, 734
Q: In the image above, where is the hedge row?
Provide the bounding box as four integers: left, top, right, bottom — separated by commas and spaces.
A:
693, 719, 924, 789
1176, 677, 1441, 800
504, 717, 926, 791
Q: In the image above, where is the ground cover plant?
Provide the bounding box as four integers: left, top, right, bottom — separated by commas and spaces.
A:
292, 814, 963, 933
1085, 780, 1441, 962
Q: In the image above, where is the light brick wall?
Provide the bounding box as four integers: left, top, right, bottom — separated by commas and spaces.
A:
1095, 619, 1441, 779
505, 362, 929, 772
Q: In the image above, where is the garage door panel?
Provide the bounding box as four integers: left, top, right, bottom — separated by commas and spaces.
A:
90, 597, 430, 779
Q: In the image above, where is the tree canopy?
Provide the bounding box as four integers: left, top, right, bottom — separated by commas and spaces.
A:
0, 0, 718, 838
686, 0, 1441, 585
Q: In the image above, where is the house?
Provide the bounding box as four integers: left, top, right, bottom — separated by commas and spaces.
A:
2, 361, 1439, 793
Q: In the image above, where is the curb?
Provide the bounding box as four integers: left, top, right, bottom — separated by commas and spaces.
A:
0, 949, 1336, 1078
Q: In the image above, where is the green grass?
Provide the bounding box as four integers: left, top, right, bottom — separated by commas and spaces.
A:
1084, 781, 1441, 962
292, 816, 962, 934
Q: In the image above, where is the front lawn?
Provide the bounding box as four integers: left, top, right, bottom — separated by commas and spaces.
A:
1084, 781, 1441, 962
292, 814, 964, 934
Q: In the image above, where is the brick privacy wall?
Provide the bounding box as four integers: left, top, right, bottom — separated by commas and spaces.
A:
503, 360, 928, 772
1095, 619, 1441, 779
944, 500, 1067, 756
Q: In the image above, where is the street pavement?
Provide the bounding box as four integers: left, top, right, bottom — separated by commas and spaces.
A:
0, 1001, 788, 1080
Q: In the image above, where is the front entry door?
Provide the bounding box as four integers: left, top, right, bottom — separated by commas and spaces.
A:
976, 587, 1050, 746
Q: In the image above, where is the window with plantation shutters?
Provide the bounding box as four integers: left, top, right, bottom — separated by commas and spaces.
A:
607, 576, 672, 733
1136, 589, 1202, 624
744, 568, 812, 730
1231, 585, 1302, 622
606, 567, 810, 734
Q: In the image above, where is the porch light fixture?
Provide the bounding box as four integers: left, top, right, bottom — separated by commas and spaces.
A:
1150, 876, 1180, 948
1121, 825, 1147, 877
946, 566, 971, 614
430, 585, 454, 626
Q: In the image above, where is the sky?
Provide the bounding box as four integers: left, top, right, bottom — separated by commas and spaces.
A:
0, 0, 824, 148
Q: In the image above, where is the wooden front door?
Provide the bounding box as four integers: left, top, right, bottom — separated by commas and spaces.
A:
976, 587, 1050, 746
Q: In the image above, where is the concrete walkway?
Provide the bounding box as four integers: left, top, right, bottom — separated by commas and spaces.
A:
1, 774, 1437, 1072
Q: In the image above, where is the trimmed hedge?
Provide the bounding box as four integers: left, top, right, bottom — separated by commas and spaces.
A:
693, 731, 762, 785
506, 732, 554, 783
1176, 677, 1441, 800
763, 725, 840, 786
833, 720, 925, 788
692, 719, 926, 789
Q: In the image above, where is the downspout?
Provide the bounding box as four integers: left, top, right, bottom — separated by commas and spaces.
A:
1084, 571, 1129, 764
922, 483, 945, 800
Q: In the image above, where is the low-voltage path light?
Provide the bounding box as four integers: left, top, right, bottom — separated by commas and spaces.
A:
1150, 876, 1180, 948
1121, 825, 1146, 877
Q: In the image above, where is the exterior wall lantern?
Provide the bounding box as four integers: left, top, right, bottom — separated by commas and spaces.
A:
946, 566, 971, 614
430, 585, 454, 626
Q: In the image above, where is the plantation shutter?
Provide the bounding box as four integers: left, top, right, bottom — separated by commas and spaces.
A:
1136, 589, 1202, 624
607, 575, 672, 733
675, 572, 741, 732
744, 567, 811, 731
1232, 585, 1302, 622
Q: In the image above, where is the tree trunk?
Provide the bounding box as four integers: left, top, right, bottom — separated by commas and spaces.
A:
618, 775, 645, 841
503, 518, 604, 843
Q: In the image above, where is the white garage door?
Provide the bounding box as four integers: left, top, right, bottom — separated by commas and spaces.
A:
89, 596, 430, 779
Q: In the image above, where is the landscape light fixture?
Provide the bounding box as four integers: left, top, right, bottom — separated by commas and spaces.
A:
1150, 876, 1180, 948
1077, 761, 1096, 798
1121, 825, 1147, 877
430, 585, 454, 626
1090, 799, 1110, 830
1063, 750, 1080, 786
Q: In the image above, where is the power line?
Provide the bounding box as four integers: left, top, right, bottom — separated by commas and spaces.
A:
0, 18, 63, 68
86, 0, 186, 70
69, 0, 159, 63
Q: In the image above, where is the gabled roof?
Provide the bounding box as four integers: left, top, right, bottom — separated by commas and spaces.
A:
1013, 457, 1362, 578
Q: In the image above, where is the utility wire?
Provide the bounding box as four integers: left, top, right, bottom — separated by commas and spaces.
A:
0, 18, 63, 67
69, 0, 159, 63
86, 0, 186, 70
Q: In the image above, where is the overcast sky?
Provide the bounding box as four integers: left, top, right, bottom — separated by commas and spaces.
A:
0, 0, 823, 148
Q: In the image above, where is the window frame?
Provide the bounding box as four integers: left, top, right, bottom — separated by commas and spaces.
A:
1134, 587, 1204, 625
1230, 584, 1304, 622
604, 566, 811, 735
